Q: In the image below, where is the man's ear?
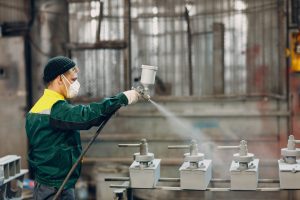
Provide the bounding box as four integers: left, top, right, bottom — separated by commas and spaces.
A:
55, 75, 64, 85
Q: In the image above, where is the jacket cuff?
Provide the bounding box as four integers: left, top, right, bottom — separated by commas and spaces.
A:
117, 92, 129, 106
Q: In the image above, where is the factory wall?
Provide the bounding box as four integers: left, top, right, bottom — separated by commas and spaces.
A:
0, 0, 30, 167
0, 37, 27, 167
0, 0, 69, 168
29, 0, 69, 103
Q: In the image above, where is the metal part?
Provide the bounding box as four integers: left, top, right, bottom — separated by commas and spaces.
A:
168, 140, 212, 190
113, 189, 127, 200
184, 6, 193, 95
281, 135, 300, 164
179, 160, 212, 190
96, 0, 104, 43
218, 140, 255, 170
105, 177, 130, 182
230, 159, 259, 190
168, 140, 204, 169
129, 159, 160, 188
0, 155, 28, 200
118, 139, 161, 188
119, 139, 154, 167
218, 140, 259, 190
212, 23, 225, 95
111, 182, 131, 200
279, 135, 300, 189
107, 177, 279, 184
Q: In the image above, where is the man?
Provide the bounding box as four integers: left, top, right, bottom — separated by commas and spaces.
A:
26, 56, 140, 199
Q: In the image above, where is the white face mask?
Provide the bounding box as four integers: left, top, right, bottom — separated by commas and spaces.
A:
62, 75, 80, 98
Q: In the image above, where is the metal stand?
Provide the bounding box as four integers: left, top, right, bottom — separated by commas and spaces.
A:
279, 135, 300, 189
218, 140, 259, 190
0, 155, 28, 200
118, 139, 161, 188
168, 140, 212, 190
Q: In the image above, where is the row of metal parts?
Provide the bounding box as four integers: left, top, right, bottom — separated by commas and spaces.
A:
105, 135, 300, 191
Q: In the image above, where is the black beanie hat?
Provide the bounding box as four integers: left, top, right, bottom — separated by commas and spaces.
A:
43, 56, 76, 83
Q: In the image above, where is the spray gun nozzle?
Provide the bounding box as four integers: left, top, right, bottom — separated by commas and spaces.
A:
141, 88, 151, 101
145, 95, 151, 101
144, 95, 151, 102
141, 93, 150, 101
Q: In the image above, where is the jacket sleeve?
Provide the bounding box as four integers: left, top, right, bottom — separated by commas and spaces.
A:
49, 93, 128, 130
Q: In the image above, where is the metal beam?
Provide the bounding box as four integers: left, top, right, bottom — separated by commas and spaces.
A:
212, 23, 225, 95
65, 41, 127, 50
123, 0, 132, 90
184, 6, 193, 96
96, 0, 104, 43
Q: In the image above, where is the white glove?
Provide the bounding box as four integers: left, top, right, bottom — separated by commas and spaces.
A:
123, 90, 141, 105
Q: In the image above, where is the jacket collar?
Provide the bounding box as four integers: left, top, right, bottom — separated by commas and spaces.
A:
44, 89, 65, 100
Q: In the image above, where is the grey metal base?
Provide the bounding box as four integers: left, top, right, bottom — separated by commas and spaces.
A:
129, 159, 161, 188
278, 159, 300, 189
230, 159, 259, 190
179, 160, 212, 190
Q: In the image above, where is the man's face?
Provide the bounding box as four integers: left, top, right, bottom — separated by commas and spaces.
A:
64, 66, 79, 83
61, 66, 80, 97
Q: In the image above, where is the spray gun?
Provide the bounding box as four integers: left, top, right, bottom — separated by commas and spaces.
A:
133, 65, 158, 100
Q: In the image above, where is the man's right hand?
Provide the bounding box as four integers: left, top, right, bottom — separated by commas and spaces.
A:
123, 90, 141, 105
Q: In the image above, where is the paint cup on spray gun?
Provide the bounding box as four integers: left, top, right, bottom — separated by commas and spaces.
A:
133, 65, 158, 100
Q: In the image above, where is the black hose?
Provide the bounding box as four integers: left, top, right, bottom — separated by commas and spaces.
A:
53, 108, 119, 200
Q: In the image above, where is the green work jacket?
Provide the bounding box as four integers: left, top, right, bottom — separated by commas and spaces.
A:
25, 89, 128, 189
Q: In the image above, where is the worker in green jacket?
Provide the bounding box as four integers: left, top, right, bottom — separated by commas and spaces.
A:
26, 56, 140, 200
